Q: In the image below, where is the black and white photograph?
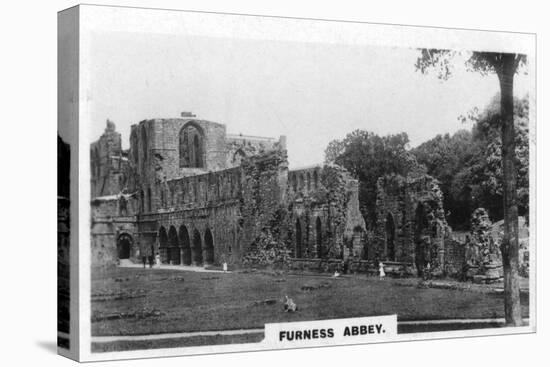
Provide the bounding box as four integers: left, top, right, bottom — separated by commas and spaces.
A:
57, 4, 537, 360
35, 1, 548, 364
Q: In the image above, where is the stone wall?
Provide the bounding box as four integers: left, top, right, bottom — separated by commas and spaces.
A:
284, 164, 367, 261
90, 116, 366, 271
225, 134, 286, 168
375, 173, 450, 276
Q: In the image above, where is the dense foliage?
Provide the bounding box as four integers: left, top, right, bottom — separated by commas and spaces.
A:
324, 130, 423, 229
324, 95, 529, 231
413, 95, 529, 229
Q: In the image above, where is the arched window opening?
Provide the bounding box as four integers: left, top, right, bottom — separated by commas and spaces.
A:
179, 225, 191, 265
191, 229, 203, 265
193, 135, 201, 167
179, 122, 204, 168
158, 227, 168, 263
204, 228, 214, 264
117, 233, 133, 260
168, 226, 180, 265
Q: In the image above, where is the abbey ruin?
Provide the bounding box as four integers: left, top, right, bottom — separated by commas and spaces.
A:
90, 114, 506, 280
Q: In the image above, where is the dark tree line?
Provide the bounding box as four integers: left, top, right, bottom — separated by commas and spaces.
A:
412, 95, 529, 229
324, 94, 528, 232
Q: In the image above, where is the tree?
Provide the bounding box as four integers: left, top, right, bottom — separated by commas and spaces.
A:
413, 129, 477, 229
324, 130, 423, 229
413, 95, 529, 229
416, 50, 527, 326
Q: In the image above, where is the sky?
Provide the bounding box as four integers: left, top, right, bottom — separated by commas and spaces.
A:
88, 31, 530, 168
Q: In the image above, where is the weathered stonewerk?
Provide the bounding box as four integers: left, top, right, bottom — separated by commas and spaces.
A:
465, 208, 503, 283
90, 115, 366, 269
374, 173, 454, 276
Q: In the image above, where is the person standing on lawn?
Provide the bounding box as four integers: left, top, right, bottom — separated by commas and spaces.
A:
379, 261, 386, 278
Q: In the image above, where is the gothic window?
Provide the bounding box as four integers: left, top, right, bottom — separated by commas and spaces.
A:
179, 122, 204, 168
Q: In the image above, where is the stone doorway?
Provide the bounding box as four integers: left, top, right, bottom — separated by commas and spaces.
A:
117, 233, 133, 260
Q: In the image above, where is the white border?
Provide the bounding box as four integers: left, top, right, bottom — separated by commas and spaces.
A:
75, 4, 537, 362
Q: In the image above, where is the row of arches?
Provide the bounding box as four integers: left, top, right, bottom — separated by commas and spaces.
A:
290, 170, 320, 194
158, 225, 214, 266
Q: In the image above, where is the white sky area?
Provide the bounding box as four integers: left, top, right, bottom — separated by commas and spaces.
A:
88, 32, 530, 168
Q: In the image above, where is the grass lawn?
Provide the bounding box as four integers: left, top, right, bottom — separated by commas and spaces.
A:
91, 267, 529, 338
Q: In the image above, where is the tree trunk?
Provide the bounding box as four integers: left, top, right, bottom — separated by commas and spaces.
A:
498, 53, 522, 326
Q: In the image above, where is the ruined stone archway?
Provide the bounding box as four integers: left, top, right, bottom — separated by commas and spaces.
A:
192, 229, 203, 265
168, 226, 180, 265
117, 233, 133, 260
179, 225, 192, 265
204, 228, 214, 265
295, 218, 303, 258
158, 226, 168, 263
385, 213, 396, 261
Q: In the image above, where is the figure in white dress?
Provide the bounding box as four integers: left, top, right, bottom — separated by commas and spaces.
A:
155, 252, 161, 267
223, 262, 228, 273
378, 261, 386, 278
